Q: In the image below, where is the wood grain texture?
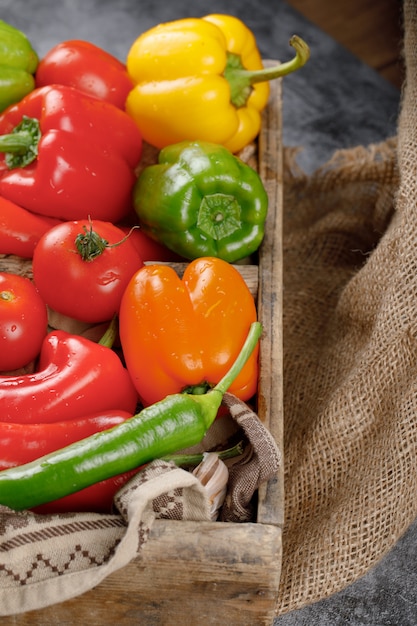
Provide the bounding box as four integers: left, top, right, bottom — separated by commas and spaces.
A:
4, 522, 282, 626
256, 62, 284, 529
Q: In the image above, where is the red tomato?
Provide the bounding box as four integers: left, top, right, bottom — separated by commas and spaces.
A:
36, 40, 134, 109
0, 273, 48, 371
32, 219, 144, 323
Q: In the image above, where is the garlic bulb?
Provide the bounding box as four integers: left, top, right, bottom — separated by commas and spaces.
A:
193, 452, 229, 521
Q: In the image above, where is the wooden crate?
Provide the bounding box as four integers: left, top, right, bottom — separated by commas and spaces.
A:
0, 68, 283, 626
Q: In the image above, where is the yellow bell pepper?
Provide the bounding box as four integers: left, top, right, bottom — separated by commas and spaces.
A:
126, 14, 310, 153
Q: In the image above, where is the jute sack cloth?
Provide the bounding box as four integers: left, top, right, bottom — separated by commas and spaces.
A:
0, 393, 280, 616
276, 0, 416, 615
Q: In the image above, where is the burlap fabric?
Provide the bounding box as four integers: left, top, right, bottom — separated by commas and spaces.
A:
0, 393, 280, 616
275, 0, 417, 615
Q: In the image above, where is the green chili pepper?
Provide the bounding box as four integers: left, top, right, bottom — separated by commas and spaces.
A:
0, 20, 39, 113
163, 441, 244, 468
0, 322, 262, 511
132, 140, 268, 263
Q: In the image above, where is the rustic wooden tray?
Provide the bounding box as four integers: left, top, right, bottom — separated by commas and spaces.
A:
0, 67, 283, 626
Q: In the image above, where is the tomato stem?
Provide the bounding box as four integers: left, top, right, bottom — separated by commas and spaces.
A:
75, 220, 108, 261
75, 218, 138, 262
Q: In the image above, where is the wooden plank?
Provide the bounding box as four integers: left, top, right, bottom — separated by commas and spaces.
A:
5, 521, 281, 626
257, 62, 285, 528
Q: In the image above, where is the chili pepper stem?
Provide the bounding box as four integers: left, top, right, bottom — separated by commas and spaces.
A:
98, 316, 118, 348
162, 441, 244, 467
226, 35, 310, 107
213, 321, 262, 396
189, 321, 263, 430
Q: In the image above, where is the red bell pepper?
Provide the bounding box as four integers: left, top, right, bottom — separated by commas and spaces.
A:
0, 409, 139, 514
0, 409, 133, 469
0, 329, 138, 423
31, 468, 140, 514
0, 85, 142, 222
0, 195, 60, 258
36, 40, 134, 109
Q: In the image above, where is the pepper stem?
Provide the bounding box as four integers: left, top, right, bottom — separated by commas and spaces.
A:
187, 321, 262, 431
0, 116, 41, 169
225, 35, 310, 108
98, 316, 118, 348
162, 441, 244, 467
213, 321, 262, 395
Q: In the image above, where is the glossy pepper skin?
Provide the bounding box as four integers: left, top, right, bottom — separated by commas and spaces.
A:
119, 257, 259, 406
0, 195, 59, 258
0, 410, 132, 469
36, 40, 134, 109
0, 409, 139, 514
0, 20, 38, 113
31, 468, 140, 515
0, 85, 142, 221
126, 14, 309, 153
0, 329, 138, 423
0, 322, 262, 511
133, 140, 268, 263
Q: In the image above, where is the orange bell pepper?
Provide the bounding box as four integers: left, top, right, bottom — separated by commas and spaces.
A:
119, 256, 259, 406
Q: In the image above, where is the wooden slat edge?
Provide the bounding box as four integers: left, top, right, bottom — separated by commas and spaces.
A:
256, 65, 285, 528
13, 520, 281, 626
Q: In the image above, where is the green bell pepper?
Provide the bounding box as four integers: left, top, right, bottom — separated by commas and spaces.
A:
132, 140, 268, 263
0, 20, 39, 113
